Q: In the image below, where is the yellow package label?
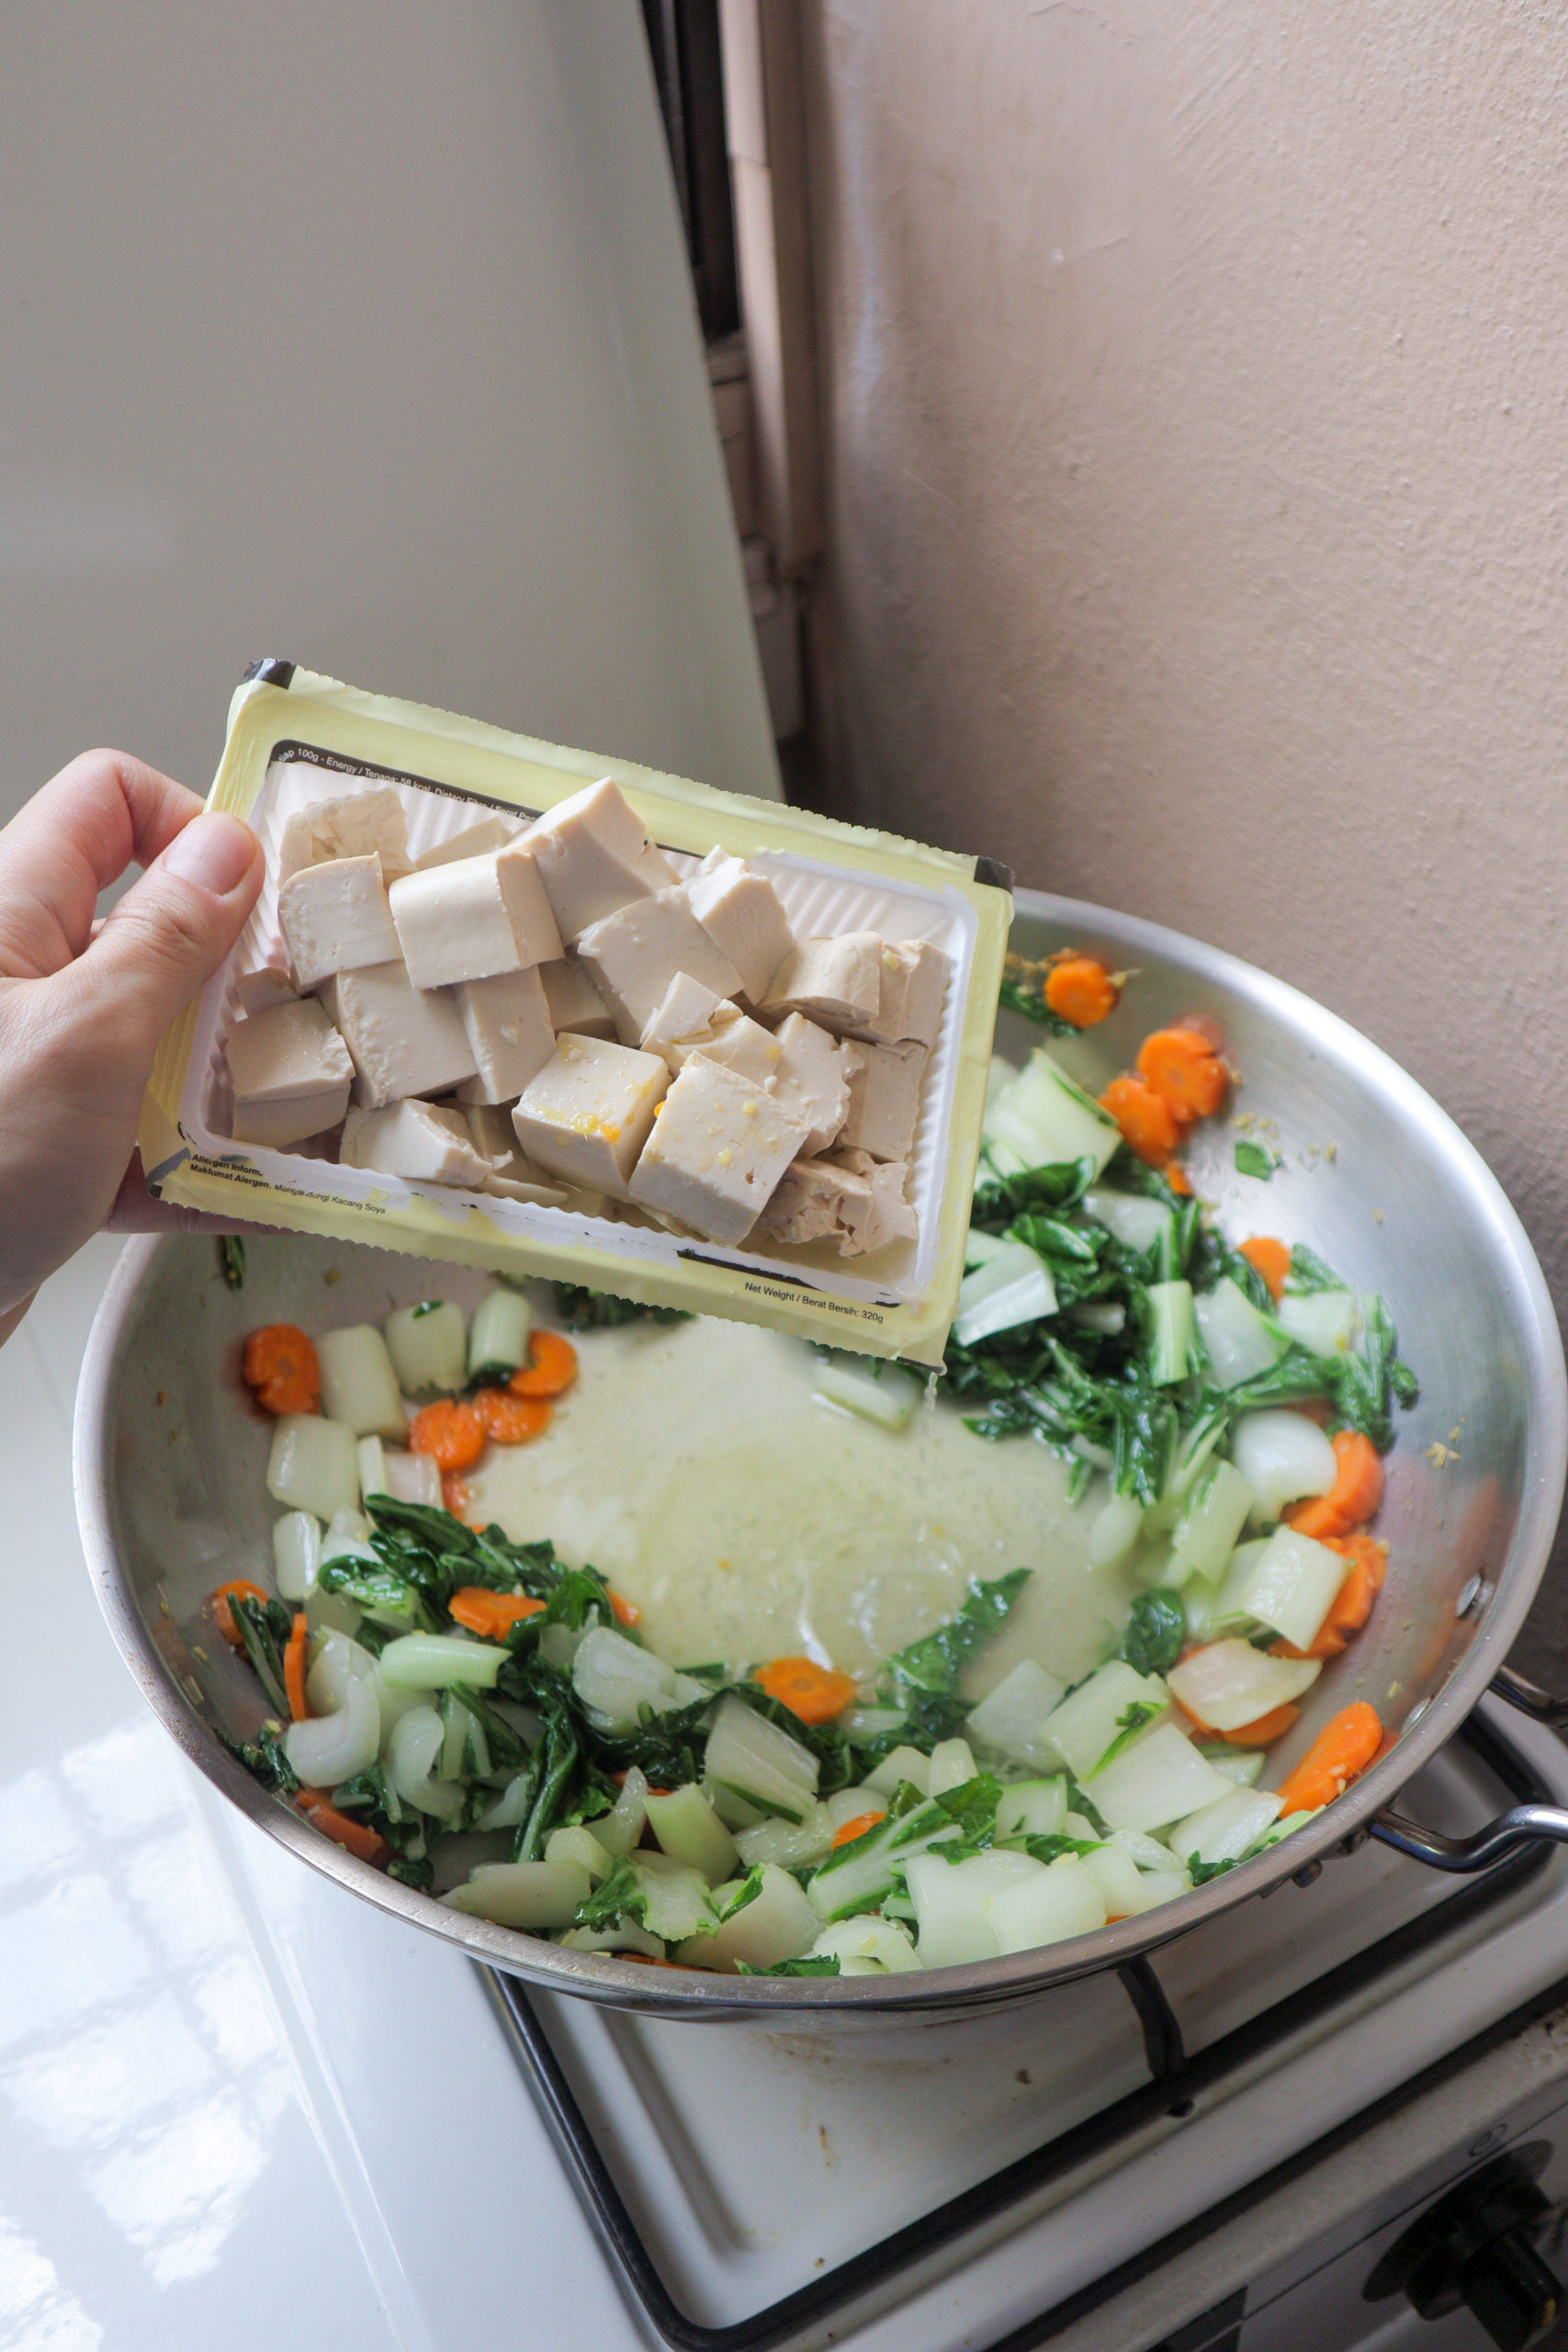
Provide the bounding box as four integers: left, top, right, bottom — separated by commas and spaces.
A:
141, 664, 1011, 1365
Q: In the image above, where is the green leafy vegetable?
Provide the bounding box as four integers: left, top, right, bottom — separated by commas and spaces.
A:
1121, 1588, 1187, 1678
1021, 1832, 1102, 1863
736, 1954, 842, 1976
552, 1284, 691, 1329
1188, 1855, 1238, 1886
219, 1236, 246, 1290
1092, 1702, 1162, 1774
228, 1593, 293, 1717
572, 1856, 647, 1931
884, 1570, 1032, 1695
1235, 1141, 1277, 1181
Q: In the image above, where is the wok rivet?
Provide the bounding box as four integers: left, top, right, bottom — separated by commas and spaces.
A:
1292, 1860, 1324, 1888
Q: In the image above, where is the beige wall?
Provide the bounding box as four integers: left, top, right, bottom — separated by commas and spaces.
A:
800, 0, 1568, 1369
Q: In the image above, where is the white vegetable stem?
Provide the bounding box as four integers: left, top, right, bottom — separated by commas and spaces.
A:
679, 1863, 818, 1973
953, 1242, 1057, 1347
378, 1633, 506, 1690
984, 1051, 1122, 1179
266, 1414, 360, 1521
1087, 1724, 1237, 1833
571, 1625, 680, 1731
468, 1288, 534, 1381
1231, 1410, 1337, 1526
967, 1661, 1067, 1766
1231, 1525, 1346, 1650
1193, 1279, 1289, 1388
316, 1324, 406, 1437
1167, 1638, 1321, 1733
812, 1354, 922, 1431
443, 1860, 590, 1929
272, 1510, 321, 1602
383, 1299, 467, 1396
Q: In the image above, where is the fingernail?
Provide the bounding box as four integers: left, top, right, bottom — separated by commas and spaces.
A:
161, 811, 257, 896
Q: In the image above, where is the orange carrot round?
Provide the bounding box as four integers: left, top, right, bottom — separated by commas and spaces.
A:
409, 1397, 487, 1472
242, 1324, 321, 1416
1239, 1236, 1291, 1305
442, 1473, 471, 1519
295, 1790, 388, 1864
210, 1577, 270, 1647
830, 1808, 887, 1849
609, 1591, 641, 1628
471, 1388, 553, 1445
1100, 1075, 1180, 1166
754, 1656, 858, 1725
1284, 1430, 1385, 1542
1044, 955, 1119, 1028
1136, 1028, 1229, 1124
511, 1329, 579, 1398
447, 1586, 547, 1640
284, 1610, 310, 1722
1274, 1702, 1383, 1815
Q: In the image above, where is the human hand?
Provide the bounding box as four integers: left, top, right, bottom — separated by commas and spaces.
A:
0, 751, 264, 1340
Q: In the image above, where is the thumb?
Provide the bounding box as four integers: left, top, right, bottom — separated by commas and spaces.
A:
62, 810, 263, 1066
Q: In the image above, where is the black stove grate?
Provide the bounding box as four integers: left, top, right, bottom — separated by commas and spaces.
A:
483, 1713, 1556, 2352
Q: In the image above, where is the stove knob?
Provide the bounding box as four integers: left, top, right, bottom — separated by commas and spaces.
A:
1364, 2143, 1562, 2352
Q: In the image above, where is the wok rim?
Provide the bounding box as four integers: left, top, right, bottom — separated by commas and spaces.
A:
72, 887, 1568, 2017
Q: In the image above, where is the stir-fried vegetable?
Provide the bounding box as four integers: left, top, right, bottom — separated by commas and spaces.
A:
216, 971, 1416, 1977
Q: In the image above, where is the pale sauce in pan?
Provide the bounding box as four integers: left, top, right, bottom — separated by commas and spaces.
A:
469, 1316, 1138, 1691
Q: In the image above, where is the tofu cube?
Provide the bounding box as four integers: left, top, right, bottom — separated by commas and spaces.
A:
757, 1150, 917, 1257
276, 781, 413, 883
225, 996, 354, 1148
538, 957, 617, 1040
628, 1057, 808, 1245
319, 960, 478, 1109
640, 972, 731, 1066
451, 966, 556, 1104
757, 1012, 852, 1155
524, 778, 665, 942
388, 840, 563, 989
575, 888, 743, 1042
840, 1038, 929, 1161
277, 854, 400, 993
685, 850, 794, 1000
636, 842, 679, 890
341, 1100, 495, 1187
413, 814, 519, 869
232, 960, 298, 1016
512, 1034, 670, 1197
760, 933, 882, 1033
462, 1104, 570, 1204
847, 939, 951, 1048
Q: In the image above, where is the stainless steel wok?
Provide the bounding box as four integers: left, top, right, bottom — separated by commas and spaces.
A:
73, 889, 1568, 2021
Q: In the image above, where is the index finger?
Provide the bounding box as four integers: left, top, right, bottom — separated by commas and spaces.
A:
0, 751, 206, 980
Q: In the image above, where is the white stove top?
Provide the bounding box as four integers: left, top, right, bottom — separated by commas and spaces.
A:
9, 1238, 1568, 2352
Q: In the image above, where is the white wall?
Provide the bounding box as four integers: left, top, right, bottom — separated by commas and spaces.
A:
0, 0, 778, 815
802, 0, 1568, 1354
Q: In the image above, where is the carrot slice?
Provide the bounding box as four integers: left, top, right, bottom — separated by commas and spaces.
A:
295, 1790, 387, 1864
242, 1323, 321, 1416
1274, 1702, 1383, 1815
1284, 1430, 1385, 1542
448, 1587, 547, 1640
1239, 1236, 1291, 1305
1100, 1075, 1180, 1166
830, 1808, 887, 1849
609, 1591, 641, 1628
1136, 1028, 1229, 1124
754, 1656, 858, 1725
511, 1330, 579, 1398
210, 1577, 270, 1647
471, 1388, 552, 1445
1043, 955, 1119, 1028
409, 1397, 487, 1472
443, 1473, 471, 1519
1217, 1702, 1301, 1747
284, 1610, 310, 1722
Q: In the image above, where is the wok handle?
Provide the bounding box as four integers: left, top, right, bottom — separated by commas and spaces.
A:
1371, 1803, 1568, 1873
1488, 1664, 1568, 1733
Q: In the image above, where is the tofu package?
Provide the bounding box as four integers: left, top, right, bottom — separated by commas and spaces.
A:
141, 663, 1012, 1364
